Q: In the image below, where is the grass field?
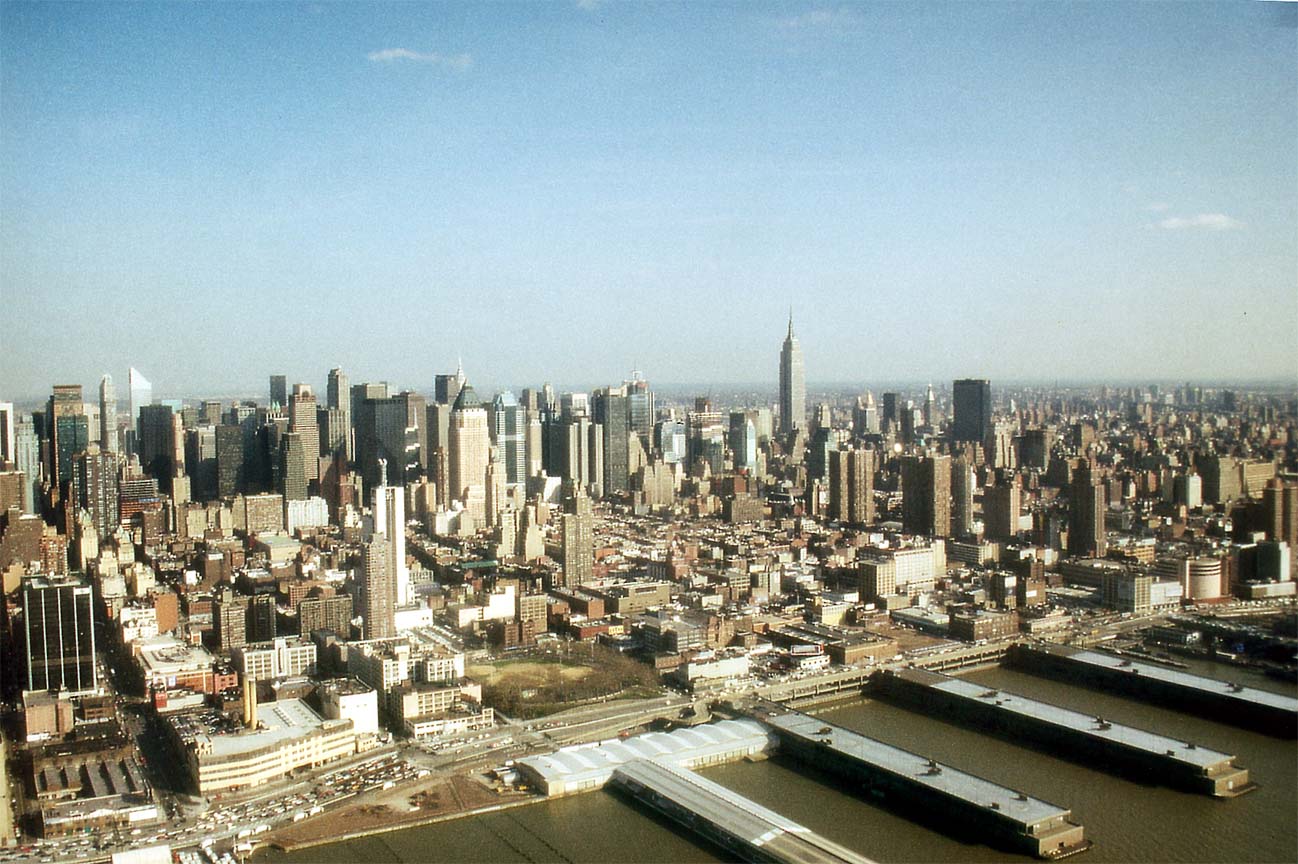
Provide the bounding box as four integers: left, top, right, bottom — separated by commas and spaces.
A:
468, 660, 593, 686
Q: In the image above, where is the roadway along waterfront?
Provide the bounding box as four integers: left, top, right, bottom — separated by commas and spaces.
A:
257, 657, 1296, 864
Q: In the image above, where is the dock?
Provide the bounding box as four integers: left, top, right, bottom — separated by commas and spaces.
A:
875, 668, 1254, 797
763, 711, 1091, 860
611, 758, 875, 864
1009, 643, 1298, 738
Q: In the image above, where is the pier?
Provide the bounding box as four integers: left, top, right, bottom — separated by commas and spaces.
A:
763, 710, 1091, 860
875, 668, 1254, 797
611, 758, 875, 864
1008, 643, 1298, 738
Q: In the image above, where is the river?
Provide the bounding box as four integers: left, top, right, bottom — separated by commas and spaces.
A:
257, 658, 1296, 863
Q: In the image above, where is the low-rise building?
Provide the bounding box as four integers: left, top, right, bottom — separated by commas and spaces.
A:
166, 699, 356, 794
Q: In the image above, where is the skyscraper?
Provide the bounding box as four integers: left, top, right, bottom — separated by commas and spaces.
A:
326, 367, 351, 460
778, 313, 806, 436
22, 575, 98, 694
138, 403, 176, 493
852, 393, 879, 437
950, 455, 974, 538
269, 375, 288, 409
559, 487, 594, 588
48, 385, 89, 489
881, 392, 899, 432
371, 459, 410, 607
98, 375, 118, 453
318, 406, 349, 460
215, 424, 245, 498
14, 416, 41, 513
828, 448, 875, 525
729, 412, 757, 471
901, 454, 951, 538
593, 388, 629, 495
434, 362, 466, 406
128, 367, 152, 454
185, 425, 218, 501
0, 402, 14, 465
1069, 462, 1107, 557
353, 390, 419, 494
952, 379, 993, 445
449, 383, 490, 522
72, 444, 119, 537
360, 533, 394, 639
280, 431, 309, 501
491, 391, 526, 487
289, 384, 319, 484
984, 472, 1022, 541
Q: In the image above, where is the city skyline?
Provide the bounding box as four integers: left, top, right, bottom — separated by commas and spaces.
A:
1, 5, 1295, 861
3, 2, 1296, 397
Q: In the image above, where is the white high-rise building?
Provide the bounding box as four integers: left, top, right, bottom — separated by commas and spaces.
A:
99, 374, 118, 453
372, 459, 411, 607
128, 367, 152, 453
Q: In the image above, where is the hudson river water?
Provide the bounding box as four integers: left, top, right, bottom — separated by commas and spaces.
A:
259, 659, 1296, 863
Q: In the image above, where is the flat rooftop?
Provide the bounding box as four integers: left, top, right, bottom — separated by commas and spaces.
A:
1029, 644, 1298, 713
896, 668, 1234, 770
613, 758, 875, 864
767, 712, 1069, 827
175, 699, 340, 761
136, 636, 216, 675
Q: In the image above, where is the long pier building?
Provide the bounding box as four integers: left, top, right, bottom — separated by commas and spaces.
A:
1008, 643, 1298, 737
611, 758, 876, 864
764, 710, 1091, 860
875, 668, 1254, 797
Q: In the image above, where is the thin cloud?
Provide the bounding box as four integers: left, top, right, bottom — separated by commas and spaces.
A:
367, 48, 472, 69
1157, 213, 1243, 231
1143, 202, 1171, 213
775, 7, 863, 30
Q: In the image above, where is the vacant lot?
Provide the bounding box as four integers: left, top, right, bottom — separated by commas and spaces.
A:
468, 661, 593, 687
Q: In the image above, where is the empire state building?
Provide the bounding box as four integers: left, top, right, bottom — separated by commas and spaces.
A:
779, 313, 806, 435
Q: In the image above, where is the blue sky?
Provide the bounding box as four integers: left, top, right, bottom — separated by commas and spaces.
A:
2, 1, 1295, 400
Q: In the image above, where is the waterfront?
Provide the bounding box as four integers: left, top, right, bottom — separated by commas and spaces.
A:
258, 659, 1297, 864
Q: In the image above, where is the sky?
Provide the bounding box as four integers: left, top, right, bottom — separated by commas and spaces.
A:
2, 1, 1295, 401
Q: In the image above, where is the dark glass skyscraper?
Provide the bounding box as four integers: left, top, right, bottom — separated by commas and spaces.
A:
215, 423, 245, 497
354, 392, 420, 493
269, 374, 288, 409
593, 389, 629, 495
1069, 461, 1107, 557
952, 378, 993, 444
23, 575, 97, 694
138, 403, 176, 492
48, 385, 88, 488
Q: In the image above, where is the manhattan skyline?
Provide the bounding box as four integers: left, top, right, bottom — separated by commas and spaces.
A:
3, 2, 1296, 396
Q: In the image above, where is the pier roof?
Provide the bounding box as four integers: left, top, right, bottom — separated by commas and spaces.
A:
1033, 644, 1298, 713
768, 712, 1069, 828
904, 669, 1234, 770
613, 758, 875, 864
518, 718, 774, 795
